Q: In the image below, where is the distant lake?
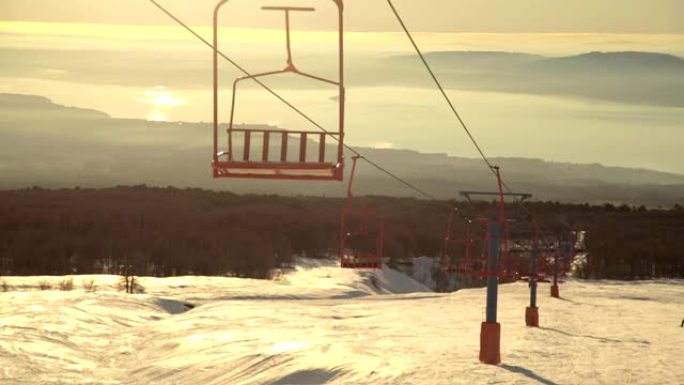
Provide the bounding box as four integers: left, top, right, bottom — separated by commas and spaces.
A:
2, 75, 682, 175
1, 22, 682, 174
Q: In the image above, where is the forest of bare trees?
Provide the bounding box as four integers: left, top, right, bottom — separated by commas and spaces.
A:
0, 186, 681, 280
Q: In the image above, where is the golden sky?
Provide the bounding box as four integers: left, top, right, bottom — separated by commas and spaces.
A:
2, 21, 684, 58
1, 0, 683, 33
1, 1, 683, 175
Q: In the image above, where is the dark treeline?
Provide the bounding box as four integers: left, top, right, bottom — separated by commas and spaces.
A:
0, 186, 682, 280
582, 204, 684, 279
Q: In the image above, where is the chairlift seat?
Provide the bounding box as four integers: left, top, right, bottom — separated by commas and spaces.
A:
214, 125, 343, 181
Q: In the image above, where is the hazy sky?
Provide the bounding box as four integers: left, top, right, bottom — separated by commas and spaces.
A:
1, 1, 683, 176
2, 0, 683, 33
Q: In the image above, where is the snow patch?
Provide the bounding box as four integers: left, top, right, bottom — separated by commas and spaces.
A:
152, 297, 195, 315
1, 262, 682, 384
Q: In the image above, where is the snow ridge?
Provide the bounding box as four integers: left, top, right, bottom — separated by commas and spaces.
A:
1, 260, 682, 384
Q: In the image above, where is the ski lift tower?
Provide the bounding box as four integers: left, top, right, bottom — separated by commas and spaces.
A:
455, 166, 531, 365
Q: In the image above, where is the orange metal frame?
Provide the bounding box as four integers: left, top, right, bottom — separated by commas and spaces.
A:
444, 167, 533, 279
339, 156, 384, 269
212, 0, 345, 180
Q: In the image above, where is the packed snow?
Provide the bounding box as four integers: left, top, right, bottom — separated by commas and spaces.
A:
1, 258, 682, 384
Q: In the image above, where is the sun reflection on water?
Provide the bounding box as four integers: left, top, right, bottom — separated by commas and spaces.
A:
147, 111, 169, 122
141, 86, 185, 122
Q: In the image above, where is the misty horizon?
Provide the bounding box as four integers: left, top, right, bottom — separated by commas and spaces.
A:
2, 4, 683, 385
1, 1, 683, 193
3, 0, 683, 33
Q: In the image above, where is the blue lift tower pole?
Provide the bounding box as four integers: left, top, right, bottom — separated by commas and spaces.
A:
526, 243, 539, 326
551, 236, 560, 298
468, 166, 530, 365
485, 222, 501, 323
479, 221, 502, 364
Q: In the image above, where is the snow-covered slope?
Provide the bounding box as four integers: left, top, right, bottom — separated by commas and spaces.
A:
1, 260, 682, 384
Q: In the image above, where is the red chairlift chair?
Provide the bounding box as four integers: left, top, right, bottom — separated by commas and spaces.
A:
339, 156, 384, 269
443, 207, 486, 276
445, 167, 531, 280
497, 207, 557, 284
516, 239, 552, 283
512, 218, 577, 285
212, 1, 345, 180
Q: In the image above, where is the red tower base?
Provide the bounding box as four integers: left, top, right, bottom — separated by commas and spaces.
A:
550, 284, 560, 298
525, 306, 539, 327
479, 322, 501, 365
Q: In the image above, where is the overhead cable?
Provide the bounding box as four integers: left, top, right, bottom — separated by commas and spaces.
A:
386, 0, 567, 234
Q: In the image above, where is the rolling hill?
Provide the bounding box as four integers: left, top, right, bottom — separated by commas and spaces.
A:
388, 51, 684, 107
1, 94, 683, 206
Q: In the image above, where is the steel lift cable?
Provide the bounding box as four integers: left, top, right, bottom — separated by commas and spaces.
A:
386, 0, 569, 236
385, 0, 495, 173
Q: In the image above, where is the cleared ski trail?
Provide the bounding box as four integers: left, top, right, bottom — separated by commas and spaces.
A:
1, 259, 682, 384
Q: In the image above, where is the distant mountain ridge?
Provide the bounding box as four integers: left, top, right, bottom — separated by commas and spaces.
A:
3, 45, 682, 106
388, 50, 684, 107
393, 51, 545, 70
0, 93, 110, 120
533, 51, 684, 69
395, 50, 684, 71
525, 51, 684, 76
1, 93, 683, 206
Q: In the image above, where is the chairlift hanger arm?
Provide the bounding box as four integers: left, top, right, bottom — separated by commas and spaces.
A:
460, 192, 533, 199
261, 6, 316, 12
346, 155, 361, 204
262, 6, 315, 70
225, 65, 340, 161
232, 69, 339, 88
460, 191, 533, 206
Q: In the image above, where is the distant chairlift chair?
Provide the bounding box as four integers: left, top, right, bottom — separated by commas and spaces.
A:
443, 207, 486, 276
444, 167, 532, 279
339, 156, 384, 269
